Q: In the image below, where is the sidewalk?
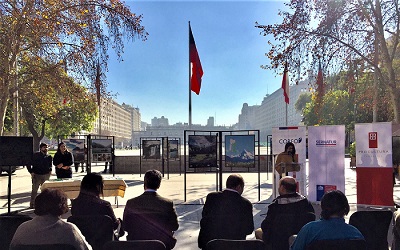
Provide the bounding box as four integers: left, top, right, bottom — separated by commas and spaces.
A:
10, 166, 400, 249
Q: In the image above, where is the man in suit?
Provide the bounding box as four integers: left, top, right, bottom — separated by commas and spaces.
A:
123, 169, 179, 249
198, 174, 254, 249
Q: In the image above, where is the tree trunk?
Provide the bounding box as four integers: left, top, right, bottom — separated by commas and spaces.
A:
0, 91, 10, 136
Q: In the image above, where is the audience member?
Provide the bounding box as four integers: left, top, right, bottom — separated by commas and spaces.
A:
123, 169, 179, 249
27, 143, 52, 208
10, 189, 91, 249
53, 142, 74, 178
71, 173, 123, 238
198, 174, 254, 249
255, 176, 314, 242
291, 190, 364, 249
392, 210, 400, 250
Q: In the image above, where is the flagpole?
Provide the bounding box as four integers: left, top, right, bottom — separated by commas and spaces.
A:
188, 21, 192, 129
285, 103, 288, 126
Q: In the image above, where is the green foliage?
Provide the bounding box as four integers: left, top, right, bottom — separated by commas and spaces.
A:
349, 142, 356, 157
0, 0, 148, 134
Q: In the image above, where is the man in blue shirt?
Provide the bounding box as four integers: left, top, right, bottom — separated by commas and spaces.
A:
291, 190, 364, 249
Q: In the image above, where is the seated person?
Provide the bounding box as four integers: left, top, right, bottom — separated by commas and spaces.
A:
198, 174, 254, 249
71, 173, 123, 238
255, 176, 314, 243
10, 189, 91, 250
123, 169, 179, 250
392, 210, 400, 250
291, 190, 364, 250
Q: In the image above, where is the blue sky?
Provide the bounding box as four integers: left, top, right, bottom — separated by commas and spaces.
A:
106, 0, 288, 126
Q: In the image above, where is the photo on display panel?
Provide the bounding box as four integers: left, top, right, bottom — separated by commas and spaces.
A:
142, 140, 161, 159
62, 139, 85, 163
225, 135, 255, 168
188, 135, 217, 168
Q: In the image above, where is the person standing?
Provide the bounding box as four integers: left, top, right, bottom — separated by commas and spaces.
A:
198, 174, 254, 249
123, 169, 179, 249
275, 142, 299, 175
53, 142, 74, 179
27, 143, 52, 208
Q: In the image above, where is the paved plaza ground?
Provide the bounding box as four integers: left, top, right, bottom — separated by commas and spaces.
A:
1, 160, 399, 249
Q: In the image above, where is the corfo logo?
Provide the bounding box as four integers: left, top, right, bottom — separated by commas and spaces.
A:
278, 138, 303, 144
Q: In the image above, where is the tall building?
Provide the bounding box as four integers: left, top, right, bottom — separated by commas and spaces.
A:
207, 116, 214, 127
238, 80, 312, 142
90, 98, 134, 148
122, 103, 141, 132
238, 103, 259, 130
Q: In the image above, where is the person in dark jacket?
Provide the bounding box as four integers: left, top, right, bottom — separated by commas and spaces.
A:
198, 174, 254, 249
53, 142, 73, 178
123, 169, 179, 250
255, 176, 315, 242
71, 173, 123, 238
27, 143, 52, 208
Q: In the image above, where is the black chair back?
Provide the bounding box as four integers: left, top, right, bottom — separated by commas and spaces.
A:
67, 215, 114, 250
265, 212, 316, 250
205, 239, 265, 250
102, 240, 166, 250
0, 215, 32, 250
306, 239, 367, 250
11, 244, 75, 250
349, 210, 393, 250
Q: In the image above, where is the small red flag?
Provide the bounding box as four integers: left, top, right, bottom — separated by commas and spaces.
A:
189, 25, 203, 95
282, 62, 289, 104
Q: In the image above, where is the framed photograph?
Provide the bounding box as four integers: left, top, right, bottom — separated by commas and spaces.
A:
189, 135, 217, 168
92, 139, 112, 154
225, 135, 255, 168
0, 136, 33, 166
169, 140, 179, 159
62, 139, 85, 163
142, 140, 161, 159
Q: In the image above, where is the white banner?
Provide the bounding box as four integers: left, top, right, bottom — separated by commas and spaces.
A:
355, 122, 392, 168
308, 125, 345, 202
272, 126, 307, 196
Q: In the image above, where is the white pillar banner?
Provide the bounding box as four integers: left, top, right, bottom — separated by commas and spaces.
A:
308, 125, 345, 202
355, 122, 392, 168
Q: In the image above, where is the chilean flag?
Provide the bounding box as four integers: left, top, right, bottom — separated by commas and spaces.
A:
189, 24, 203, 95
282, 62, 289, 104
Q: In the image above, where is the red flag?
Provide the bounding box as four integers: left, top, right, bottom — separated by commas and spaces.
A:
189, 25, 203, 95
282, 62, 289, 104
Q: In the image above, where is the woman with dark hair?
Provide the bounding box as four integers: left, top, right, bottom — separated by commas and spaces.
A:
291, 190, 364, 250
10, 189, 91, 249
71, 173, 123, 238
275, 142, 299, 175
53, 142, 74, 178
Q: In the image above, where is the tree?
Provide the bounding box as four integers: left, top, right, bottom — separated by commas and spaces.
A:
257, 0, 400, 123
0, 0, 147, 134
17, 63, 97, 150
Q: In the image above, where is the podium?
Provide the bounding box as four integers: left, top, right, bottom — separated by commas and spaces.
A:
275, 162, 301, 175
